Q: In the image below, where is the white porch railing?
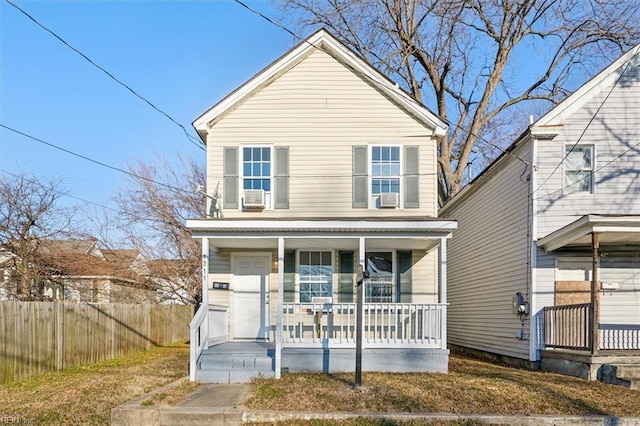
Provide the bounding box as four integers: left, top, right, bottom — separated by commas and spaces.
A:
189, 304, 229, 380
282, 302, 446, 349
600, 324, 640, 350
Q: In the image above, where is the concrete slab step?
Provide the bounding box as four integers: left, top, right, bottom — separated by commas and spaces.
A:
195, 368, 275, 384
600, 364, 640, 391
198, 354, 274, 370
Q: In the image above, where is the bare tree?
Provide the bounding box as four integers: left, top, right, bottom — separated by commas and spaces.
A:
0, 172, 77, 300
111, 154, 205, 305
281, 0, 639, 204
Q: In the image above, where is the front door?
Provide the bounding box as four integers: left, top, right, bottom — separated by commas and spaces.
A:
232, 254, 270, 339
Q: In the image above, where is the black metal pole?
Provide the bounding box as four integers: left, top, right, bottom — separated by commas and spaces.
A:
355, 276, 363, 387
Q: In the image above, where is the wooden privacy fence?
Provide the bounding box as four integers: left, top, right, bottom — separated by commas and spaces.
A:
0, 302, 194, 384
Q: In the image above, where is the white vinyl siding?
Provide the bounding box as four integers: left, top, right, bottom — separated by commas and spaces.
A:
442, 142, 533, 360
206, 49, 438, 218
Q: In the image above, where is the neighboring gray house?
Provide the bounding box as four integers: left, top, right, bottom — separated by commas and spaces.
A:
441, 44, 640, 382
186, 29, 456, 383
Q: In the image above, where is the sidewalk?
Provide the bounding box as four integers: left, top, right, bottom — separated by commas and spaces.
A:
112, 379, 640, 426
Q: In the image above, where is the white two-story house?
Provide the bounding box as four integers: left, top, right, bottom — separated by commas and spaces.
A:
441, 44, 640, 386
186, 29, 456, 383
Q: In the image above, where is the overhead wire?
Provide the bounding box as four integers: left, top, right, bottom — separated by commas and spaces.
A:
4, 0, 205, 152
233, 0, 531, 170
533, 55, 636, 195
0, 124, 202, 197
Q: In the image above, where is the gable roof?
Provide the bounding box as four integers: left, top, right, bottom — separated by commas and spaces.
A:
531, 43, 640, 133
192, 29, 447, 141
442, 43, 640, 213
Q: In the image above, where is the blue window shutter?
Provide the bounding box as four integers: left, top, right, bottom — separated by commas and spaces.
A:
353, 146, 368, 208
275, 147, 289, 209
223, 147, 238, 209
404, 146, 419, 208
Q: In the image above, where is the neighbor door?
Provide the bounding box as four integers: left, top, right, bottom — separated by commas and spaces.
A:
232, 254, 271, 340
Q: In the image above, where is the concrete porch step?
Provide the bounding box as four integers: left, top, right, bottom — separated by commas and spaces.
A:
600, 364, 640, 390
196, 341, 276, 384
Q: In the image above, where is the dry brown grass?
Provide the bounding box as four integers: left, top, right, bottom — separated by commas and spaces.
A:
0, 341, 190, 425
246, 354, 640, 418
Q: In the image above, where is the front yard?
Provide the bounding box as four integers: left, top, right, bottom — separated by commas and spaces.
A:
1, 343, 639, 425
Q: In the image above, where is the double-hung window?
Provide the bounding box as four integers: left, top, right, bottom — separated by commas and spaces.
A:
371, 146, 401, 196
298, 251, 332, 303
564, 145, 594, 194
242, 146, 271, 191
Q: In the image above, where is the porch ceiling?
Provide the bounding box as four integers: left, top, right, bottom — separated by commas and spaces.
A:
538, 215, 640, 252
186, 217, 455, 252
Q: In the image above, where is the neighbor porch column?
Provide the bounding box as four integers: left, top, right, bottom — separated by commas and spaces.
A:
439, 237, 448, 350
591, 232, 601, 355
201, 237, 209, 349
276, 237, 284, 379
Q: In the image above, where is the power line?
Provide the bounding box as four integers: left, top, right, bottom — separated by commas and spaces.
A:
535, 139, 640, 201
232, 0, 530, 170
5, 0, 205, 152
0, 168, 121, 214
533, 55, 636, 194
0, 124, 201, 197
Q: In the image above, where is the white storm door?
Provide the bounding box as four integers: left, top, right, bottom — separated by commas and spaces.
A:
232, 254, 271, 340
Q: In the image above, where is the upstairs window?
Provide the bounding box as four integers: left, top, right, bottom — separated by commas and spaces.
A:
564, 145, 594, 194
371, 146, 400, 196
242, 146, 271, 192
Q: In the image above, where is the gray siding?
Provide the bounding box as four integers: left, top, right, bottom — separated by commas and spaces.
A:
535, 62, 640, 238
442, 144, 534, 360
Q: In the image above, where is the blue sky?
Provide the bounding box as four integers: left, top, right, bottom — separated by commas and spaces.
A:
1, 0, 296, 218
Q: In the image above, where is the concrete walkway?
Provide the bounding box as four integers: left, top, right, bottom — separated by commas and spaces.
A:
112, 378, 640, 425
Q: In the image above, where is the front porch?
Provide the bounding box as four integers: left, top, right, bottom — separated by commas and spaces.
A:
538, 215, 640, 388
187, 218, 455, 383
191, 300, 449, 382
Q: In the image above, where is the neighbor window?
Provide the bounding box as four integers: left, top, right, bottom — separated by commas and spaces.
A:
371, 146, 400, 195
564, 145, 594, 194
242, 146, 271, 192
299, 251, 333, 303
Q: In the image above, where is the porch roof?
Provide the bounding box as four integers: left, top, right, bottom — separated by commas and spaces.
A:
538, 214, 640, 252
186, 217, 456, 251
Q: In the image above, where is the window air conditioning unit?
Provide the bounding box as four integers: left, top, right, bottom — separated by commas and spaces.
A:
243, 189, 265, 209
379, 192, 399, 208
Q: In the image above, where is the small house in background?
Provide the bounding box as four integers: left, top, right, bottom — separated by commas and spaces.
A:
0, 239, 158, 304
441, 44, 640, 387
187, 29, 456, 383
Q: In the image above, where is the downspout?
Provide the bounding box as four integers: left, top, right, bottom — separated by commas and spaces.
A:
529, 136, 539, 362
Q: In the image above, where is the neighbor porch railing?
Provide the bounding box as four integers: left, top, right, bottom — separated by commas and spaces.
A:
282, 302, 446, 349
543, 303, 591, 350
544, 304, 640, 351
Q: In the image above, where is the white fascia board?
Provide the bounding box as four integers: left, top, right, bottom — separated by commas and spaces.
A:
186, 218, 457, 232
192, 30, 447, 137
538, 214, 640, 251
534, 44, 640, 127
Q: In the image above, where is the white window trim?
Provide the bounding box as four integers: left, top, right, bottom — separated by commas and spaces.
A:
563, 144, 595, 196
295, 249, 335, 303
239, 145, 274, 209
368, 144, 403, 209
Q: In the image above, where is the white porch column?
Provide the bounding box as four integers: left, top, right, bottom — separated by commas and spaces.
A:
275, 237, 284, 379
202, 237, 209, 349
439, 237, 447, 350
